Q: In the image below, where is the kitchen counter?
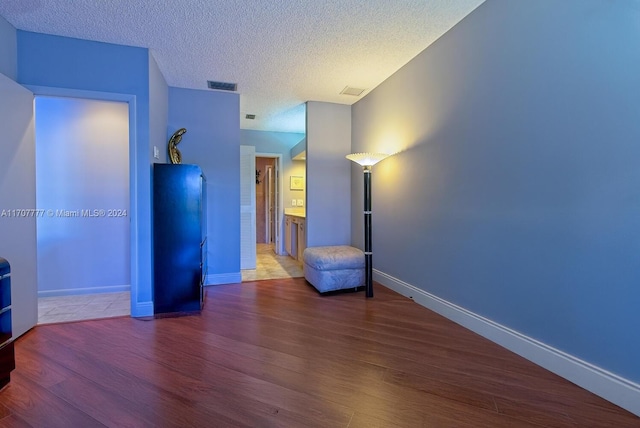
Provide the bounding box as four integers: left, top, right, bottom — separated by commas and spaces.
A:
284, 209, 305, 218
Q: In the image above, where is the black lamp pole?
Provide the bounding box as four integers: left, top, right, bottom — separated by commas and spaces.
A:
363, 165, 373, 297
346, 152, 390, 299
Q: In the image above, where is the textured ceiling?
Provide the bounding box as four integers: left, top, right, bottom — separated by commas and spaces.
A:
0, 0, 485, 133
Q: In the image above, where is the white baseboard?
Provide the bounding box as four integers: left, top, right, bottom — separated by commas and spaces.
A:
205, 272, 242, 286
131, 300, 153, 318
38, 284, 131, 298
373, 269, 640, 417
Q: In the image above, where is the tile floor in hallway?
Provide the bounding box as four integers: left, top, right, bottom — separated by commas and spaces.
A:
37, 243, 302, 324
241, 243, 304, 281
38, 292, 131, 325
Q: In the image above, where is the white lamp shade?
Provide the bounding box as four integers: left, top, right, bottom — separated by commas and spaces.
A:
345, 152, 390, 166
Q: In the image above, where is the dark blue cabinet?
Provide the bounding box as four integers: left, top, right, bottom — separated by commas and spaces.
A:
0, 258, 15, 389
153, 164, 207, 315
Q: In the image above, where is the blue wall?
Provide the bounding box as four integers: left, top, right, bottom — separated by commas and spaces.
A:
241, 129, 304, 157
35, 97, 130, 297
306, 102, 352, 247
0, 15, 16, 79
15, 31, 243, 310
168, 87, 241, 284
149, 52, 168, 164
18, 32, 149, 95
352, 0, 640, 385
17, 31, 154, 316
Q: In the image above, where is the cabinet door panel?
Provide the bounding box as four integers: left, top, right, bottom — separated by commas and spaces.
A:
285, 217, 292, 256
153, 164, 205, 314
297, 220, 306, 261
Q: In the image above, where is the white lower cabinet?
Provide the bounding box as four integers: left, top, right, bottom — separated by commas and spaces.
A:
285, 215, 305, 261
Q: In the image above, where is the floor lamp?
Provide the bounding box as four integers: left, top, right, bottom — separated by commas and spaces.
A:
346, 153, 390, 298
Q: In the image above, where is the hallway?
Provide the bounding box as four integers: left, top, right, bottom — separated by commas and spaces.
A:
241, 243, 303, 281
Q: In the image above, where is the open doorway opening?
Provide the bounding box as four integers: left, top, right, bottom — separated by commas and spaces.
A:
241, 153, 303, 281
34, 96, 131, 324
256, 157, 276, 252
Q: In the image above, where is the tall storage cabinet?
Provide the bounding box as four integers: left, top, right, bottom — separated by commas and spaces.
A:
153, 164, 207, 315
0, 258, 15, 389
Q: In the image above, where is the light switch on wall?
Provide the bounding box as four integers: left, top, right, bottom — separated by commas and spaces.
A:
297, 199, 304, 207
291, 199, 297, 206
153, 146, 160, 159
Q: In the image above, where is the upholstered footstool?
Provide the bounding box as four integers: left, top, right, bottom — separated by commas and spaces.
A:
303, 246, 365, 293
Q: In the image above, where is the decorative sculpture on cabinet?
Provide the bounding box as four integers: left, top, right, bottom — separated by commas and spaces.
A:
168, 128, 187, 164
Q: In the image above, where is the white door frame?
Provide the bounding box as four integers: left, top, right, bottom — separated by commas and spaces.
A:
256, 153, 284, 255
265, 164, 273, 244
0, 74, 37, 337
26, 85, 140, 316
240, 145, 257, 269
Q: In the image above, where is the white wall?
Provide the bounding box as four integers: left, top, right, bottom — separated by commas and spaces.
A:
288, 160, 306, 210
0, 73, 37, 338
35, 96, 130, 296
305, 101, 351, 247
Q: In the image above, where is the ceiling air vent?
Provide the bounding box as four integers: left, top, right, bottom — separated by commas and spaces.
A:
245, 114, 256, 120
340, 86, 366, 97
207, 80, 238, 92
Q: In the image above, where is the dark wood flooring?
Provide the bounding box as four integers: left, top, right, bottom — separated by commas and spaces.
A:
0, 278, 638, 427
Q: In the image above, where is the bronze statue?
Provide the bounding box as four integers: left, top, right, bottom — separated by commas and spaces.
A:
168, 128, 187, 164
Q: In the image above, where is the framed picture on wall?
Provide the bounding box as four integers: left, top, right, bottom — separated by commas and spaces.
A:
290, 176, 304, 190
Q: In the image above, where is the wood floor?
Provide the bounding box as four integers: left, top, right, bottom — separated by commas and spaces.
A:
1, 278, 638, 427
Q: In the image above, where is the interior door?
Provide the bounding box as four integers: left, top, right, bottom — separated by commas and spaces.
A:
274, 157, 281, 255
0, 74, 38, 338
239, 145, 256, 269
266, 165, 274, 247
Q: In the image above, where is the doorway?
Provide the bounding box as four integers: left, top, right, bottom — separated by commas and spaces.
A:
241, 152, 302, 281
34, 96, 131, 324
254, 154, 282, 258
256, 157, 277, 252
